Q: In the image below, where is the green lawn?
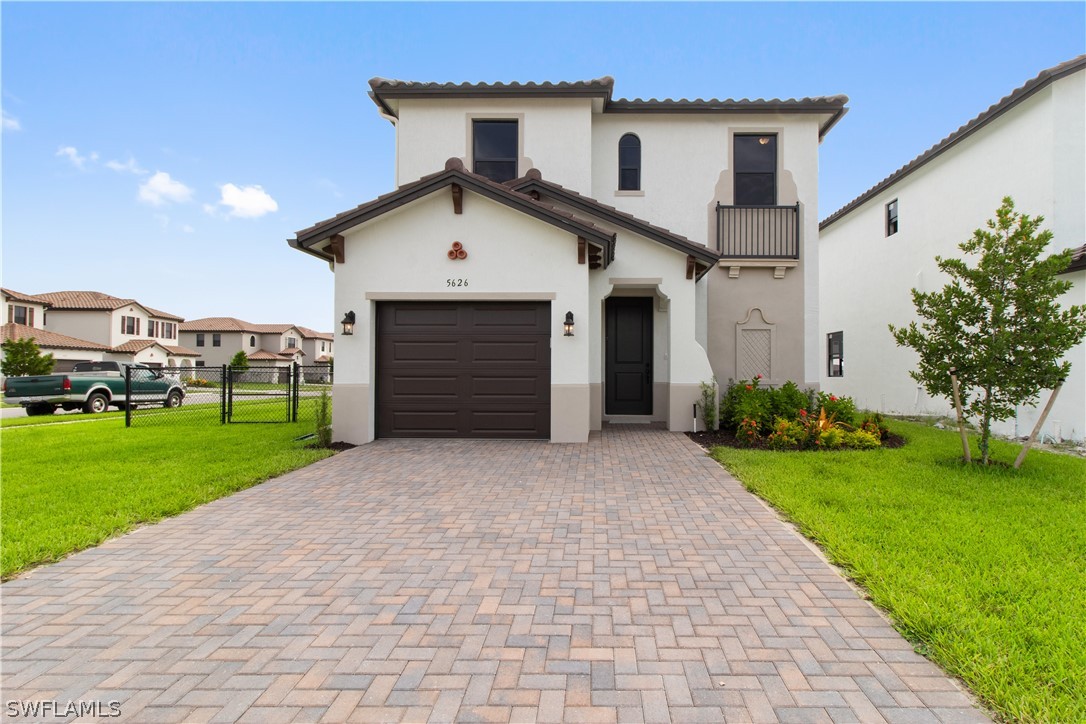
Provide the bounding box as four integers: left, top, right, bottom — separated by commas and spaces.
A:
709, 420, 1085, 723
1, 417, 334, 579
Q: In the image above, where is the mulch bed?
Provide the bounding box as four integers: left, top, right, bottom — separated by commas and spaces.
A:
687, 429, 906, 451
306, 441, 358, 452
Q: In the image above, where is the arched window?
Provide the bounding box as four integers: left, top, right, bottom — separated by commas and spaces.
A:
250, 335, 256, 347
618, 134, 641, 191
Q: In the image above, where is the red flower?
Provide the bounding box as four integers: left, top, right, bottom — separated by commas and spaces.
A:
745, 385, 753, 391
829, 395, 838, 402
755, 374, 762, 379
799, 409, 808, 417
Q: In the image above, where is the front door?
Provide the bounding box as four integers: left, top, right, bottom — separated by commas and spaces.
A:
605, 297, 653, 415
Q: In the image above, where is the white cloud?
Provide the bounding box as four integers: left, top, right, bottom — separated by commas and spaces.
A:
2, 110, 20, 132
181, 224, 195, 233
105, 156, 146, 175
217, 183, 278, 219
56, 146, 98, 169
138, 171, 193, 206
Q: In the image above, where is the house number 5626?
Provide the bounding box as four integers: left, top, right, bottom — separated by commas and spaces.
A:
446, 278, 469, 287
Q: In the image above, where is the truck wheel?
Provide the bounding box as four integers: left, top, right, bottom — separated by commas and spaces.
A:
163, 390, 183, 408
26, 403, 55, 416
83, 393, 109, 414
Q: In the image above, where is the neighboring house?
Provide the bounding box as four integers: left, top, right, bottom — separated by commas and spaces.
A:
1, 288, 199, 373
819, 56, 1085, 441
291, 76, 848, 443
178, 318, 334, 375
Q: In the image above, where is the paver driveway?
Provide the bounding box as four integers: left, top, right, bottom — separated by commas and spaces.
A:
2, 428, 986, 723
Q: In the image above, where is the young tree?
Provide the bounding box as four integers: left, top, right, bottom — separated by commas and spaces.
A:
890, 197, 1086, 465
229, 350, 250, 372
1, 337, 55, 377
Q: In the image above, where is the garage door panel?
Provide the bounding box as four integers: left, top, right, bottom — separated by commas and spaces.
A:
377, 302, 551, 439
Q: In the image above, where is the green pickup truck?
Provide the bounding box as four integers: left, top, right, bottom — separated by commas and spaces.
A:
3, 361, 186, 416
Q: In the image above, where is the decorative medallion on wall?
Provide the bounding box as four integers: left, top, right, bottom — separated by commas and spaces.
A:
447, 241, 468, 260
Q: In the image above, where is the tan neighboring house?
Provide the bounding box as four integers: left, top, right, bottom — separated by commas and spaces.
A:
179, 317, 334, 377
1, 289, 200, 373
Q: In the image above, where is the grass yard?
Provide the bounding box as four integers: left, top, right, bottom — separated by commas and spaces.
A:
709, 419, 1085, 723
0, 417, 334, 579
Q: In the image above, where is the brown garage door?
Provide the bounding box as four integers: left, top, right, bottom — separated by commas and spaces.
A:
376, 302, 551, 438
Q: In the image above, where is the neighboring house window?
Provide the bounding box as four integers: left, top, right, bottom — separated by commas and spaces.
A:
196, 333, 205, 347
734, 134, 777, 206
618, 134, 641, 191
121, 316, 139, 335
886, 199, 899, 236
148, 320, 159, 337
8, 304, 32, 326
195, 360, 206, 367
472, 120, 518, 182
250, 335, 256, 347
212, 333, 221, 347
827, 331, 844, 377
321, 342, 325, 352
286, 336, 298, 349
163, 322, 175, 339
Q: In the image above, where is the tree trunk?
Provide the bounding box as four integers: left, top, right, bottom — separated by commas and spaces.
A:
980, 387, 992, 465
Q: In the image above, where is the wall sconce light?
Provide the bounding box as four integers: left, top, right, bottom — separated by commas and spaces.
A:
341, 310, 356, 336
563, 311, 575, 337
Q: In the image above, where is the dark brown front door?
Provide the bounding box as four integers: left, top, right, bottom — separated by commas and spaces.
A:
376, 302, 551, 438
605, 297, 653, 415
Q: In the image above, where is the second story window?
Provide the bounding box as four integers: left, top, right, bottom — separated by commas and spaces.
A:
250, 335, 256, 347
196, 333, 205, 347
121, 316, 140, 335
212, 333, 221, 347
618, 134, 641, 190
148, 320, 159, 338
163, 322, 175, 339
472, 120, 518, 183
286, 336, 298, 349
8, 304, 32, 326
734, 134, 777, 206
886, 199, 899, 236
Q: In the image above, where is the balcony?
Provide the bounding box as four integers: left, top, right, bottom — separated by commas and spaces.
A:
716, 203, 800, 260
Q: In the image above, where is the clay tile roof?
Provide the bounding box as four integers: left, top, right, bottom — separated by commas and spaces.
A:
1064, 244, 1086, 274
32, 290, 184, 319
279, 347, 305, 356
112, 339, 162, 354
507, 169, 719, 269
315, 355, 332, 363
821, 55, 1086, 231
180, 317, 252, 332
290, 161, 616, 264
247, 350, 285, 361
1, 323, 111, 351
296, 326, 334, 341
1, 288, 51, 306
250, 324, 295, 334
164, 344, 201, 357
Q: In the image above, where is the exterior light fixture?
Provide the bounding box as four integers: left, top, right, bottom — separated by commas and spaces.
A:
341, 311, 356, 336
563, 311, 575, 337
758, 137, 771, 145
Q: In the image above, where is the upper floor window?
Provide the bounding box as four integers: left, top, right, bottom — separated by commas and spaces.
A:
8, 304, 32, 326
121, 316, 140, 335
321, 342, 325, 352
196, 333, 205, 347
148, 320, 159, 338
250, 335, 256, 347
886, 199, 899, 236
163, 322, 176, 339
472, 120, 518, 182
286, 336, 298, 349
827, 331, 844, 377
212, 333, 221, 347
734, 134, 777, 206
618, 134, 641, 191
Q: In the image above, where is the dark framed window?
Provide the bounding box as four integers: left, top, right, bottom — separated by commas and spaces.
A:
250, 335, 256, 347
618, 133, 641, 190
120, 316, 139, 335
734, 134, 777, 206
163, 322, 175, 339
196, 333, 205, 347
148, 320, 159, 338
472, 120, 518, 182
212, 333, 221, 347
9, 304, 30, 326
886, 199, 899, 236
827, 331, 844, 377
195, 360, 206, 368
286, 336, 298, 349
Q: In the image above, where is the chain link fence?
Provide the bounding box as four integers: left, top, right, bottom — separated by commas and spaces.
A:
126, 363, 332, 428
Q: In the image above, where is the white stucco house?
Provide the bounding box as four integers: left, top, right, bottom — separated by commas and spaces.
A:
292, 76, 848, 443
178, 318, 333, 377
1, 289, 200, 373
819, 55, 1085, 441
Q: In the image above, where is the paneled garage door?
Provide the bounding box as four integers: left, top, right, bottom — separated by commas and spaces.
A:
376, 302, 551, 438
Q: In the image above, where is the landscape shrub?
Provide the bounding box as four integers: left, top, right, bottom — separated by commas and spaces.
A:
698, 377, 719, 431
816, 391, 856, 426
770, 381, 810, 422
842, 429, 881, 449
817, 427, 845, 449
736, 417, 760, 447
766, 417, 805, 450
721, 376, 771, 431
860, 412, 890, 441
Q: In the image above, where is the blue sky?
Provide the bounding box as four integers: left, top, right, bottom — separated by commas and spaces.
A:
3, 2, 1083, 332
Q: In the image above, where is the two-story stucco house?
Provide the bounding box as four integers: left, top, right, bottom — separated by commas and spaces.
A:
179, 318, 334, 375
1, 289, 199, 373
291, 76, 847, 444
819, 56, 1085, 442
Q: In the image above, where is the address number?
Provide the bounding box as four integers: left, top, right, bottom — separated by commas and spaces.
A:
446, 278, 469, 287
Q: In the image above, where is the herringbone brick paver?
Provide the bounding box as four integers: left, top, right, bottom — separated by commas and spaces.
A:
1, 428, 988, 722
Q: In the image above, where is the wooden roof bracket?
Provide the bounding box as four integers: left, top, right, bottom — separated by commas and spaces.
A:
328, 234, 345, 264
578, 237, 587, 264
451, 183, 463, 214
686, 255, 696, 280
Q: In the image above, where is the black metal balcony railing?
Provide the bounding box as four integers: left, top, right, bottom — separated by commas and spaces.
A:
716, 203, 800, 259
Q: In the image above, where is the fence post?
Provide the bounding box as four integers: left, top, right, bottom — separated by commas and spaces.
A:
220, 365, 227, 424
292, 362, 300, 422
125, 364, 132, 428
